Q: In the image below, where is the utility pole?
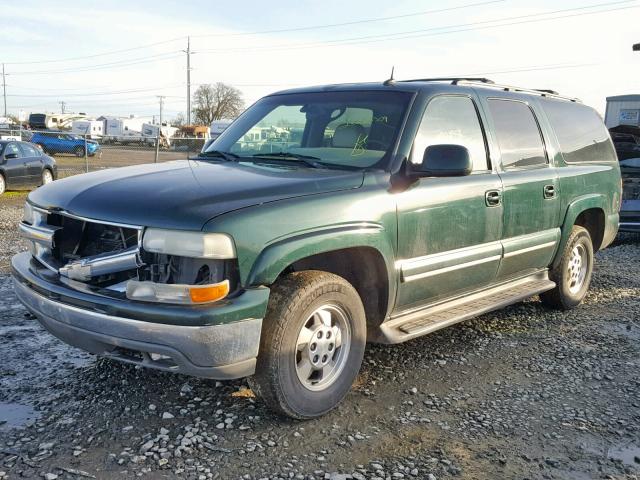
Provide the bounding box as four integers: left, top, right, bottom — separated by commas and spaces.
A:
2, 63, 7, 118
185, 36, 192, 126
156, 95, 165, 126
59, 101, 66, 114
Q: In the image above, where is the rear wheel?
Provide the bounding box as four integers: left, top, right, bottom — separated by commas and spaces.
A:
0, 173, 5, 195
249, 271, 366, 419
41, 169, 53, 186
541, 225, 594, 310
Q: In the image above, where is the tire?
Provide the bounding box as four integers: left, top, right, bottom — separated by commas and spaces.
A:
249, 271, 367, 419
41, 169, 53, 186
74, 146, 85, 157
540, 225, 594, 310
0, 173, 5, 195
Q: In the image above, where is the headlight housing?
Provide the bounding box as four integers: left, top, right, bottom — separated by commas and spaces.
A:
142, 228, 236, 259
126, 279, 230, 304
129, 228, 237, 304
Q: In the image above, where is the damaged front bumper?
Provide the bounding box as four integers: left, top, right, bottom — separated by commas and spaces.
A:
12, 252, 269, 380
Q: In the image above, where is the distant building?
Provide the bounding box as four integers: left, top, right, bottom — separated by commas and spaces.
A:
605, 95, 640, 128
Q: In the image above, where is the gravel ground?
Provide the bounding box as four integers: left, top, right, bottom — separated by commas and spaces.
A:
1, 195, 639, 480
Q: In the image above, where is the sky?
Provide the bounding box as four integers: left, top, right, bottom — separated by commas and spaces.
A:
1, 0, 639, 121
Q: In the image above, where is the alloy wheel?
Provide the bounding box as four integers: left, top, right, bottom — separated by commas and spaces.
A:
295, 304, 351, 392
567, 244, 588, 294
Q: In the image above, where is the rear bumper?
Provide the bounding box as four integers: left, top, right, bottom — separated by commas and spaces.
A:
12, 252, 268, 379
619, 222, 640, 233
619, 205, 640, 233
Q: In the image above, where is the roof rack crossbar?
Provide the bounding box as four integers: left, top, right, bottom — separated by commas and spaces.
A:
455, 80, 580, 102
397, 77, 495, 85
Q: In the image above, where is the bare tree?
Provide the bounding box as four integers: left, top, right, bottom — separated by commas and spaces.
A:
192, 83, 244, 125
172, 112, 186, 127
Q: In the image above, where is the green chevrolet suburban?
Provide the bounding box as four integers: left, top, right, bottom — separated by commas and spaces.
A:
13, 78, 621, 419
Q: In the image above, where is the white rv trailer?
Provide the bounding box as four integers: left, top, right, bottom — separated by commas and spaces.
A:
71, 119, 105, 139
102, 116, 152, 144
142, 123, 178, 142
29, 112, 87, 130
210, 119, 233, 139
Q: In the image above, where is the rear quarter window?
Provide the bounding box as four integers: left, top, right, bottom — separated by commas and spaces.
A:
541, 99, 616, 164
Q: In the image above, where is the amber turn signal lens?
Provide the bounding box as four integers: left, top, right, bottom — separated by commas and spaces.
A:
189, 280, 230, 303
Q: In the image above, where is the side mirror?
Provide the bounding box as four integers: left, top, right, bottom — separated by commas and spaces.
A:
411, 144, 472, 177
5, 153, 18, 160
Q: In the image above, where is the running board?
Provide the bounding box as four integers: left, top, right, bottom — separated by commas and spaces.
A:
373, 271, 555, 344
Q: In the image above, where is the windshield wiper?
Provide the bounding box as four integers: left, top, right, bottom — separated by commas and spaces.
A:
251, 152, 326, 169
198, 150, 239, 161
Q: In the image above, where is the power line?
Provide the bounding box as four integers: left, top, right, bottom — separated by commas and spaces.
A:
1, 0, 503, 67
9, 51, 183, 76
197, 0, 637, 54
6, 87, 184, 98
191, 0, 507, 37
4, 37, 186, 66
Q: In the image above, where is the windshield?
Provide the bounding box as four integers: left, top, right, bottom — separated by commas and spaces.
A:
206, 90, 412, 169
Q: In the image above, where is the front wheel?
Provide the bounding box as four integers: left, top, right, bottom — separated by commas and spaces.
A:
249, 271, 366, 419
74, 146, 85, 157
541, 225, 594, 310
0, 173, 5, 195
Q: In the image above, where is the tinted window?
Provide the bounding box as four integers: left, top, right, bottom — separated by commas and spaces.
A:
19, 143, 39, 157
488, 99, 547, 169
412, 96, 489, 171
542, 99, 616, 163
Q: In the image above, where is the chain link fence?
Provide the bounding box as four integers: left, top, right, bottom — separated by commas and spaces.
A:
1, 128, 209, 180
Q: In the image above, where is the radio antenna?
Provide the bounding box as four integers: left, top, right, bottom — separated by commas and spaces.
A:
383, 66, 395, 86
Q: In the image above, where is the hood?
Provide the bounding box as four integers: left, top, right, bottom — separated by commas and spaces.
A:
28, 160, 364, 230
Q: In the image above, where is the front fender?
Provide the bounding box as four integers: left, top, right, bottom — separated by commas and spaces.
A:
245, 223, 398, 310
247, 223, 395, 283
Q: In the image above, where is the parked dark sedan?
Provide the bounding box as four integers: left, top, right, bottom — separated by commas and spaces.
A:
0, 141, 57, 195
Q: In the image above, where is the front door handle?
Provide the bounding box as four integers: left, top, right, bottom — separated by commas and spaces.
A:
485, 190, 501, 207
544, 184, 556, 199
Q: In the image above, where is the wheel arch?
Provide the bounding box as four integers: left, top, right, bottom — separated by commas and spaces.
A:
245, 225, 397, 327
553, 194, 607, 268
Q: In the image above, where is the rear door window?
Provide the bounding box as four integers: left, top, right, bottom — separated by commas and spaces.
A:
541, 99, 616, 163
487, 99, 547, 169
19, 143, 40, 157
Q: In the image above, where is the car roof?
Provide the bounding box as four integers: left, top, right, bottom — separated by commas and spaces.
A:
268, 78, 579, 103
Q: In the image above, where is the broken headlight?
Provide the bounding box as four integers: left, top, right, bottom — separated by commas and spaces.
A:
127, 228, 239, 305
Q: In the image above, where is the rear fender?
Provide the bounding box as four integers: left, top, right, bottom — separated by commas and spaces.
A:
553, 194, 608, 267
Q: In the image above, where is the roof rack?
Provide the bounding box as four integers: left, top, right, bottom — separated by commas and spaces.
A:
393, 77, 579, 102
457, 80, 580, 102
398, 77, 494, 85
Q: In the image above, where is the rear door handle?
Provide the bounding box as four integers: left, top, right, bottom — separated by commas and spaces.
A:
485, 190, 501, 207
544, 184, 556, 199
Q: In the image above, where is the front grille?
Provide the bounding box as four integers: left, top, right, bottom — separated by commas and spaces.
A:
22, 207, 142, 286
47, 213, 139, 264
